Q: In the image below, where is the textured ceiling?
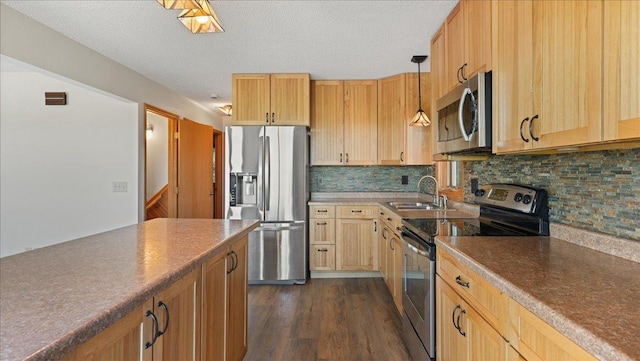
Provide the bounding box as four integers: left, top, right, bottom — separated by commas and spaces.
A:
1, 0, 458, 112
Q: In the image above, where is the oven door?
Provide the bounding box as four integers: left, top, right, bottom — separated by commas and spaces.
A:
401, 228, 436, 360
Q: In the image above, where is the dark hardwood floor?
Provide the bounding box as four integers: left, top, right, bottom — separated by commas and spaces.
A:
245, 278, 412, 361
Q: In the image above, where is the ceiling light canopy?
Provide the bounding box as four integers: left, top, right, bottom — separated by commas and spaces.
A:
409, 55, 430, 127
156, 0, 202, 10
177, 0, 224, 33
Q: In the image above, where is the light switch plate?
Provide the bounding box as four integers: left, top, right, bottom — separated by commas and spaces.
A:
112, 181, 128, 192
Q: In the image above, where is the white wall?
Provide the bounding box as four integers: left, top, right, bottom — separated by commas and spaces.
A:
0, 4, 224, 222
146, 112, 169, 201
0, 70, 138, 258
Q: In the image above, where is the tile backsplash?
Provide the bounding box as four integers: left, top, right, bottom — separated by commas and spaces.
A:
310, 166, 434, 192
464, 148, 640, 241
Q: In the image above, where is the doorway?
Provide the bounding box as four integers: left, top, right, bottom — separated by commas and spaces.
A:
144, 105, 178, 220
213, 129, 224, 218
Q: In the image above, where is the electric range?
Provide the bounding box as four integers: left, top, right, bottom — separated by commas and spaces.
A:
399, 183, 549, 361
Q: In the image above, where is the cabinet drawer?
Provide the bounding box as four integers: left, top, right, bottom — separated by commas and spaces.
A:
310, 219, 335, 244
336, 205, 378, 219
508, 300, 597, 361
437, 249, 508, 337
309, 205, 335, 218
310, 245, 336, 270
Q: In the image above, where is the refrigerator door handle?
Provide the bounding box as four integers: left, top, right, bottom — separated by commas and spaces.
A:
265, 135, 271, 211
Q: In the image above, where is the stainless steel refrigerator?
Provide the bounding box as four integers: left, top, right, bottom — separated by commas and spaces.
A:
224, 126, 308, 284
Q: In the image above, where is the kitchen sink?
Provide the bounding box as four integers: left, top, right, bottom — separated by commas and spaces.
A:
386, 202, 453, 211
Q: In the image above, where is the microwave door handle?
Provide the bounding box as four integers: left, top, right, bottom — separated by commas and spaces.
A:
458, 87, 476, 142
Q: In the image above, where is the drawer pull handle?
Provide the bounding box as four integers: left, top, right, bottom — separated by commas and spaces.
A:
316, 222, 327, 226
317, 210, 328, 213
318, 248, 328, 252
351, 210, 363, 213
157, 301, 170, 337
455, 275, 470, 288
144, 310, 159, 348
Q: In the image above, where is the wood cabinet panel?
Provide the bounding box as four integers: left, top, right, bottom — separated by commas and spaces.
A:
270, 73, 310, 125
227, 237, 248, 361
465, 0, 492, 78
232, 74, 270, 124
343, 80, 378, 165
603, 0, 640, 141
310, 244, 336, 271
152, 269, 201, 361
60, 306, 144, 361
309, 205, 336, 218
493, 0, 535, 153
201, 251, 227, 361
310, 218, 335, 245
445, 2, 466, 92
509, 300, 598, 361
311, 81, 344, 165
378, 222, 389, 280
391, 235, 403, 313
336, 218, 377, 271
431, 24, 447, 102
436, 276, 468, 361
534, 0, 602, 149
335, 205, 378, 219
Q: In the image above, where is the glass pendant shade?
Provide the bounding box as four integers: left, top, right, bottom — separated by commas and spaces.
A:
410, 108, 431, 126
157, 0, 202, 10
178, 0, 224, 33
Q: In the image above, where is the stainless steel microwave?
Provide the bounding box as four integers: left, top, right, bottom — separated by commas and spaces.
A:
435, 72, 492, 155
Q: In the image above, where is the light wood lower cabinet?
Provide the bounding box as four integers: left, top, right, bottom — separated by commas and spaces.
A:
309, 205, 337, 271
437, 276, 507, 361
336, 218, 378, 271
202, 236, 248, 361
378, 207, 403, 314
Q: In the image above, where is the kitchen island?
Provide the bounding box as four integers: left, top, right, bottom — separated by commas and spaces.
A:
0, 218, 259, 361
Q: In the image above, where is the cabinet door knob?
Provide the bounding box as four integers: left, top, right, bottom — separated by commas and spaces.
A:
519, 117, 530, 142
530, 114, 540, 141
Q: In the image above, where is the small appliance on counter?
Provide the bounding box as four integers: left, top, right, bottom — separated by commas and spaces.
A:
400, 183, 549, 361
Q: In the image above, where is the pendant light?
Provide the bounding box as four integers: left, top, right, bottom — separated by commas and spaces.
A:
409, 55, 430, 127
178, 0, 224, 33
156, 0, 202, 10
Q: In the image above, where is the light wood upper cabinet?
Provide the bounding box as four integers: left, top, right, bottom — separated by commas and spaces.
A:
232, 73, 310, 126
311, 81, 344, 165
344, 80, 378, 165
311, 80, 377, 165
377, 73, 433, 165
603, 0, 640, 141
431, 24, 447, 102
445, 2, 466, 91
493, 0, 605, 153
441, 0, 492, 93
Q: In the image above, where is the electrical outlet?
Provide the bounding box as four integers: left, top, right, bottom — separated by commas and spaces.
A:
401, 175, 409, 185
318, 177, 323, 185
471, 178, 479, 193
112, 181, 128, 192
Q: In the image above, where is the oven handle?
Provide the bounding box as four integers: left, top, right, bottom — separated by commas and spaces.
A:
400, 230, 433, 259
405, 240, 429, 257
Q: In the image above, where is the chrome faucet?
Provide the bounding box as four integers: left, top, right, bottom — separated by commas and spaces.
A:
417, 175, 439, 206
440, 194, 448, 210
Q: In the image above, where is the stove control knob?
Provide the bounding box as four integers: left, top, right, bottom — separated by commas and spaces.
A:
475, 189, 485, 197
514, 193, 523, 202
522, 194, 532, 204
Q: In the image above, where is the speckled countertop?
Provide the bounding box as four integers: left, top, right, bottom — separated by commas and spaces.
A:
0, 218, 259, 361
308, 192, 479, 219
435, 236, 640, 361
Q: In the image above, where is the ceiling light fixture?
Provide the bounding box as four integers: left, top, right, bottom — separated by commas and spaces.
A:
156, 0, 202, 10
177, 0, 224, 33
217, 105, 232, 116
409, 55, 430, 127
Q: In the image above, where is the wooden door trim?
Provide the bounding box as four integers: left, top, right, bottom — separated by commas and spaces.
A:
144, 104, 179, 220
213, 128, 224, 219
